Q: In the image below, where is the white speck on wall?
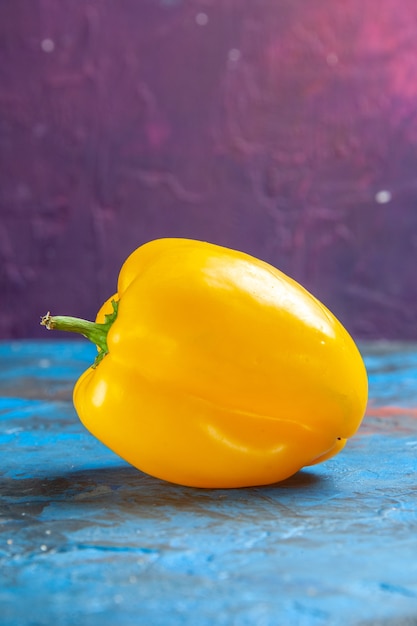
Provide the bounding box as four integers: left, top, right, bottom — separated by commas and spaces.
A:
228, 48, 241, 62
326, 52, 338, 66
375, 190, 392, 204
33, 123, 48, 138
195, 12, 208, 26
41, 38, 55, 53
40, 544, 48, 551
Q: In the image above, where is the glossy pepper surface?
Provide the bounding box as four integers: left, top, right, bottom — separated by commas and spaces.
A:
42, 238, 368, 488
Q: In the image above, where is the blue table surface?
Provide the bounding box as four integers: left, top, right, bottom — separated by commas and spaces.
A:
1, 340, 417, 626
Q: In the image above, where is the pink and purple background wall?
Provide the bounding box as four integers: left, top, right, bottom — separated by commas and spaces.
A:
2, 0, 417, 339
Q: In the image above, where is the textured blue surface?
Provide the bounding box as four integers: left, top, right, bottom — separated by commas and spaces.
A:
1, 341, 417, 626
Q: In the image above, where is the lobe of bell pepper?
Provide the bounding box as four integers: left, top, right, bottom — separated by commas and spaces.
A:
41, 238, 368, 488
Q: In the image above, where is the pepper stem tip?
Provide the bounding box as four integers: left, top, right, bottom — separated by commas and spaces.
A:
39, 300, 119, 368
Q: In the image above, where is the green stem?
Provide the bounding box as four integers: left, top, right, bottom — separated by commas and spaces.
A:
41, 299, 119, 367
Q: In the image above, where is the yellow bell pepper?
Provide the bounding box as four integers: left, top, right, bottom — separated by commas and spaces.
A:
41, 238, 368, 488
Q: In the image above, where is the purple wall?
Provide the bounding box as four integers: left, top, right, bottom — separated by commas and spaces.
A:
2, 0, 417, 339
